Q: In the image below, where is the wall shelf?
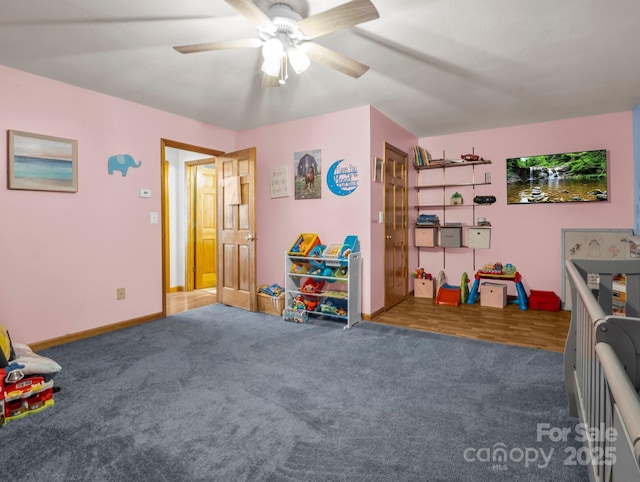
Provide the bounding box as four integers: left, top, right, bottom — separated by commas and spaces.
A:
415, 181, 491, 191
414, 157, 492, 270
414, 159, 491, 171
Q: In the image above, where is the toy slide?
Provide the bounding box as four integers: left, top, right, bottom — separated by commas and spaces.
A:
435, 272, 469, 307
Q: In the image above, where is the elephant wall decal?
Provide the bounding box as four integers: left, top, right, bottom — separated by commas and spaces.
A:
108, 154, 141, 176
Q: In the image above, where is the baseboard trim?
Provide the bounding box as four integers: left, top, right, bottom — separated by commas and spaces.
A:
29, 312, 164, 351
364, 307, 385, 320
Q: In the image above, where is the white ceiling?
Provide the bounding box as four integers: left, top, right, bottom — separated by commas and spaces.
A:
1, 0, 639, 138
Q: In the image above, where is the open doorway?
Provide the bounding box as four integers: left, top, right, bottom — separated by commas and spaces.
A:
161, 139, 224, 316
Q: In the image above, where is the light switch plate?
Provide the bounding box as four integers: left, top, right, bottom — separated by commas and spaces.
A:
139, 189, 151, 198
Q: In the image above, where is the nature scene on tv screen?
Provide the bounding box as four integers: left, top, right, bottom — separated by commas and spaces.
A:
506, 149, 607, 204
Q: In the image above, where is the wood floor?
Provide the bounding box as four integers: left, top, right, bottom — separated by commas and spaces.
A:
166, 289, 217, 316
372, 296, 571, 352
166, 291, 571, 353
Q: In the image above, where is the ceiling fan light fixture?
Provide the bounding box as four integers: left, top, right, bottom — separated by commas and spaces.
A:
287, 46, 310, 74
261, 37, 284, 61
261, 56, 281, 77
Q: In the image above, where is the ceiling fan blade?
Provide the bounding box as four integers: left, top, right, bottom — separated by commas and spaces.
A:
225, 0, 276, 34
261, 73, 281, 88
173, 38, 262, 54
302, 42, 370, 78
297, 0, 379, 39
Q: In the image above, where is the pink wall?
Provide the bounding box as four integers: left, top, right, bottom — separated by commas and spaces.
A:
0, 65, 235, 344
237, 106, 375, 311
1, 63, 632, 345
420, 112, 634, 301
237, 106, 417, 317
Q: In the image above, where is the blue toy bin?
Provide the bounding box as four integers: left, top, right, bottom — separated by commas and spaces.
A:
308, 244, 326, 270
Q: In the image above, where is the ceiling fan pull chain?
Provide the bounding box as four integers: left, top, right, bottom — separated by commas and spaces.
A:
279, 56, 288, 85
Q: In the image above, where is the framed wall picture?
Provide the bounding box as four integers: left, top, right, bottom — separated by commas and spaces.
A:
294, 149, 321, 200
8, 130, 78, 192
374, 157, 384, 183
561, 228, 633, 309
269, 166, 289, 198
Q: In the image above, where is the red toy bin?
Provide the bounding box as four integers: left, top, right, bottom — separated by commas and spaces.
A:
529, 290, 561, 311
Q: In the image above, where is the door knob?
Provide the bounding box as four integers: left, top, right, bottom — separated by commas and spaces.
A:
386, 235, 392, 240
246, 234, 256, 241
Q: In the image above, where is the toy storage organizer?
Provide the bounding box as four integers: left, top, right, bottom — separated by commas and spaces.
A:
284, 250, 362, 329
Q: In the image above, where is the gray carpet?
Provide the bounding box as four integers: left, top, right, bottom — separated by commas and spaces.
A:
1, 304, 588, 481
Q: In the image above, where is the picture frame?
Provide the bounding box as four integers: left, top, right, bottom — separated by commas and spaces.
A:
561, 228, 633, 309
294, 149, 321, 200
374, 157, 384, 183
8, 130, 78, 192
269, 166, 289, 198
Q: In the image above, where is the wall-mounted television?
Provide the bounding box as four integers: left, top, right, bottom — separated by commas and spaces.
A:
506, 149, 607, 204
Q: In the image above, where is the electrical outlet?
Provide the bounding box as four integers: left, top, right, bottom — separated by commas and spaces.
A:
116, 288, 126, 300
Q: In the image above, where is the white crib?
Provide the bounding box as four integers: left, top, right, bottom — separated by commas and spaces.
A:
565, 259, 640, 481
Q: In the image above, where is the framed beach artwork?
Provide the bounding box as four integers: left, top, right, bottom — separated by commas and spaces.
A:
8, 130, 78, 192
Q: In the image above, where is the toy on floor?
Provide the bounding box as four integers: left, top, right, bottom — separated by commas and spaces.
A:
283, 308, 308, 324
0, 323, 62, 427
435, 271, 469, 307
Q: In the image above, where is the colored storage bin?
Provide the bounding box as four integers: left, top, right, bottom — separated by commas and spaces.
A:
415, 227, 438, 247
440, 227, 462, 248
480, 282, 507, 308
414, 279, 435, 298
529, 290, 560, 311
468, 227, 491, 249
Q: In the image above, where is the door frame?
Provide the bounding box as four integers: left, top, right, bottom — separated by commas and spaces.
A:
185, 160, 217, 292
160, 139, 224, 316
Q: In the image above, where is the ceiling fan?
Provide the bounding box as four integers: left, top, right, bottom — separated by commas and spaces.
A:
173, 0, 379, 87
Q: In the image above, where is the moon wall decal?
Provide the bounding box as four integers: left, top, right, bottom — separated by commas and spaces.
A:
327, 159, 358, 196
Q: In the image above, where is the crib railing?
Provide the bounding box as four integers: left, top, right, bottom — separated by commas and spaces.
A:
565, 259, 640, 481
